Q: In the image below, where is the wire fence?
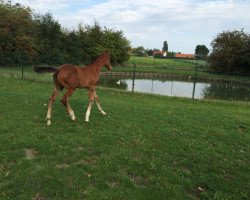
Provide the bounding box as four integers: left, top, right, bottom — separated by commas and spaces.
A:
0, 58, 249, 86
1, 63, 250, 101
0, 58, 208, 81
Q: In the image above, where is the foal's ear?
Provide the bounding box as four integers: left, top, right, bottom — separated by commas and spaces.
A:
104, 51, 111, 58
101, 51, 109, 56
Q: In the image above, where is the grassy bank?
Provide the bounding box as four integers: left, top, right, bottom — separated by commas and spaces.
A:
117, 57, 250, 81
125, 56, 204, 68
0, 77, 249, 199
113, 56, 209, 77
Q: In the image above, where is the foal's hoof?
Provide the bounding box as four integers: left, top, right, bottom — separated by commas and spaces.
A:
71, 116, 76, 121
47, 120, 51, 125
101, 111, 106, 115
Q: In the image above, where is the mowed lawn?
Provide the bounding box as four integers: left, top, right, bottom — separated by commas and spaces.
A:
0, 77, 249, 200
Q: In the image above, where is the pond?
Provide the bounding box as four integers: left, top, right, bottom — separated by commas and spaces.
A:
99, 77, 250, 101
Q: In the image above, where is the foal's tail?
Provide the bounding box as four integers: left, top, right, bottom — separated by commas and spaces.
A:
33, 65, 64, 91
33, 65, 57, 73
53, 72, 64, 91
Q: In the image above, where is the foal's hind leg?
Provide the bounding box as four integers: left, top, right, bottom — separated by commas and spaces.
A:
46, 88, 59, 125
60, 88, 76, 121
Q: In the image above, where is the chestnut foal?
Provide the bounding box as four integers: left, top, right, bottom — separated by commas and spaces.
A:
33, 52, 112, 125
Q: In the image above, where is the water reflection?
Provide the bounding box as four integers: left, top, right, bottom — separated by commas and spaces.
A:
99, 77, 250, 101
100, 77, 127, 90
202, 82, 250, 101
125, 79, 210, 99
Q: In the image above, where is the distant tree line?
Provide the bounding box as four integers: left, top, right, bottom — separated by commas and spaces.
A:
132, 41, 208, 60
131, 46, 174, 58
0, 1, 131, 66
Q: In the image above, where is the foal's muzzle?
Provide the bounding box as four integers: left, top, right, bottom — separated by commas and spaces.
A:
108, 65, 112, 71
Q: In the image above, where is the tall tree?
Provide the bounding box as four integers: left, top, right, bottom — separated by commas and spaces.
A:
102, 28, 131, 64
208, 29, 250, 75
162, 41, 168, 52
33, 13, 64, 64
132, 46, 146, 57
63, 29, 84, 65
0, 1, 36, 65
85, 22, 131, 64
146, 49, 154, 56
195, 45, 209, 60
0, 1, 131, 66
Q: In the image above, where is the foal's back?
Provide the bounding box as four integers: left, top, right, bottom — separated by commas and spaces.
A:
56, 64, 95, 89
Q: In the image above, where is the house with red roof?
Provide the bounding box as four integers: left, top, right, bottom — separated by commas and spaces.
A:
175, 53, 195, 59
153, 50, 167, 57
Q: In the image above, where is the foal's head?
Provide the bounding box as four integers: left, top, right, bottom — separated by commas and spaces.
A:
103, 52, 112, 71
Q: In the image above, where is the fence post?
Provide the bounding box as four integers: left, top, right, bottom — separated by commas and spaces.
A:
192, 60, 199, 99
192, 82, 196, 99
21, 65, 24, 79
132, 62, 136, 93
195, 60, 198, 76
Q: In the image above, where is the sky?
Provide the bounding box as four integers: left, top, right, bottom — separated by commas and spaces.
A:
11, 0, 250, 53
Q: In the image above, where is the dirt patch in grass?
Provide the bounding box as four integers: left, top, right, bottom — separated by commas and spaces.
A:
238, 125, 247, 133
55, 164, 70, 169
189, 186, 206, 198
24, 149, 38, 159
131, 153, 144, 161
127, 172, 149, 188
56, 156, 98, 169
32, 193, 47, 200
107, 180, 120, 188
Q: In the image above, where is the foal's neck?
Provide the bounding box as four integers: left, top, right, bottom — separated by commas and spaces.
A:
89, 55, 105, 74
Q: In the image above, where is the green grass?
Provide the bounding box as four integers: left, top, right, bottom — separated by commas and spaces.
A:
111, 57, 250, 82
125, 56, 206, 68
0, 66, 54, 84
118, 56, 204, 75
0, 77, 249, 199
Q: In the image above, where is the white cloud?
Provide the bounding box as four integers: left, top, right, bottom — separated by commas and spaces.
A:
11, 0, 250, 53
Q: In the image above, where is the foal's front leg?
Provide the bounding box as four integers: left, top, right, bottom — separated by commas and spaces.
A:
85, 101, 94, 122
85, 89, 107, 122
95, 92, 106, 115
85, 90, 94, 122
